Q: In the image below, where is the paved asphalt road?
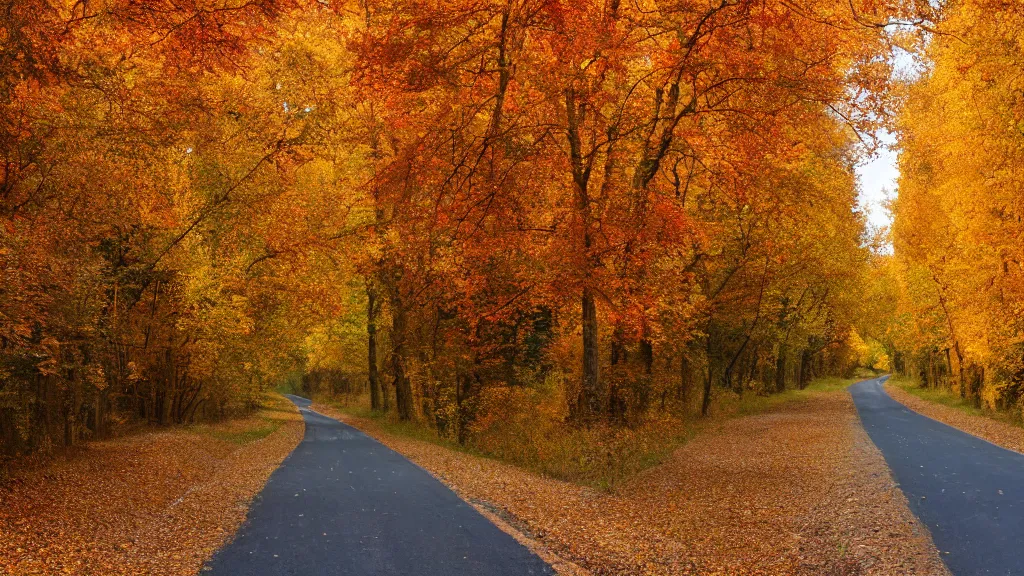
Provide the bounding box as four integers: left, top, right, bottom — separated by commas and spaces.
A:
204, 395, 553, 576
851, 377, 1024, 576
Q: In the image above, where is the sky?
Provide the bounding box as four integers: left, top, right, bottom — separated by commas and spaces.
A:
854, 47, 922, 235
855, 129, 899, 232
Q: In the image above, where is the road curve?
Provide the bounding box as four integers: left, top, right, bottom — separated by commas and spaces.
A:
850, 377, 1024, 576
204, 395, 553, 576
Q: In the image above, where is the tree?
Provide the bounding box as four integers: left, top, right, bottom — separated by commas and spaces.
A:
891, 0, 1024, 410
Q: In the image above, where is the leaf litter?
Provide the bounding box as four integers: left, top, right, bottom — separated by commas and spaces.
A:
0, 394, 303, 576
0, 390, 949, 576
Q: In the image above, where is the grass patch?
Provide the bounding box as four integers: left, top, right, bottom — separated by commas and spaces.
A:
322, 396, 471, 449
191, 392, 297, 445
888, 375, 1023, 426
716, 376, 864, 417
274, 378, 301, 397
889, 375, 980, 412
205, 420, 281, 445
318, 393, 698, 490
808, 376, 868, 393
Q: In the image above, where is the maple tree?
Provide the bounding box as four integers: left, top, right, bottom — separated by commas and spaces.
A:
0, 0, 938, 458
340, 0, 923, 435
0, 0, 319, 453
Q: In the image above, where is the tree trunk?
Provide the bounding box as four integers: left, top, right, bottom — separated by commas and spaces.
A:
724, 336, 750, 396
367, 284, 381, 411
701, 333, 715, 416
701, 368, 713, 416
608, 328, 624, 422
679, 352, 691, 406
95, 390, 106, 438
799, 348, 812, 390
640, 338, 653, 375
579, 288, 602, 420
456, 371, 481, 446
160, 348, 174, 425
775, 346, 787, 393
390, 298, 413, 421
953, 341, 966, 399
456, 373, 468, 445
746, 345, 759, 390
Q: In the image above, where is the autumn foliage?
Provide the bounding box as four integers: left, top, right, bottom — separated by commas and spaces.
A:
877, 0, 1024, 417
1, 0, 935, 458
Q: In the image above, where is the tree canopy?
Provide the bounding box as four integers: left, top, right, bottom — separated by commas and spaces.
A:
881, 0, 1024, 412
0, 0, 941, 455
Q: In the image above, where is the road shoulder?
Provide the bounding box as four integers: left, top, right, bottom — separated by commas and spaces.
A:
886, 379, 1024, 454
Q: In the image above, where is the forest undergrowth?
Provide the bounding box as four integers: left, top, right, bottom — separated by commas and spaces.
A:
317, 374, 876, 489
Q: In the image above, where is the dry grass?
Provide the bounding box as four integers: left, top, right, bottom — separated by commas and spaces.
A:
313, 387, 948, 576
0, 393, 304, 576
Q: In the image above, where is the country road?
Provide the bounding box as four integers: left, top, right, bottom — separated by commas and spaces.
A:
203, 395, 553, 576
851, 377, 1024, 576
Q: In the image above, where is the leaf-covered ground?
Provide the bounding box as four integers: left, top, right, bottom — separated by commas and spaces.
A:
887, 379, 1024, 454
314, 391, 949, 576
0, 394, 303, 576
